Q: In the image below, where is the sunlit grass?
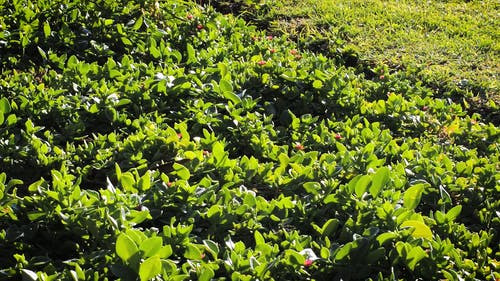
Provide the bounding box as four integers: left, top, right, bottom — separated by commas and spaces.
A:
267, 0, 499, 98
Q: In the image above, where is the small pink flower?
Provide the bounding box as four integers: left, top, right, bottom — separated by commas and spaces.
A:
257, 60, 267, 66
303, 259, 313, 267
269, 48, 276, 53
335, 133, 342, 140
177, 133, 183, 138
379, 75, 385, 80
294, 143, 304, 151
166, 182, 173, 187
422, 105, 429, 111
203, 150, 210, 156
290, 49, 298, 55
267, 35, 273, 40
197, 24, 203, 30
187, 14, 194, 20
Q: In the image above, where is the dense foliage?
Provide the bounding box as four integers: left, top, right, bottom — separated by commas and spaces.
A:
0, 0, 498, 280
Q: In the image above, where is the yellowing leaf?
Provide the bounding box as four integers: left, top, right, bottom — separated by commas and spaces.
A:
400, 220, 433, 240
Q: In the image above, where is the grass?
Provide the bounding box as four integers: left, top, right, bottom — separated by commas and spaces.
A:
261, 0, 499, 114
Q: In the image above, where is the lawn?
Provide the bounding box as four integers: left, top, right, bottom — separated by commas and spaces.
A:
262, 0, 499, 120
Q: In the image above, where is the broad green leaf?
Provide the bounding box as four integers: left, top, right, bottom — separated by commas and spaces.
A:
120, 172, 136, 191
199, 267, 215, 281
403, 184, 424, 210
207, 205, 222, 218
116, 233, 139, 263
219, 79, 233, 93
254, 230, 265, 245
138, 171, 151, 191
335, 242, 352, 261
312, 80, 323, 89
370, 167, 390, 197
303, 182, 320, 195
218, 63, 228, 78
0, 113, 3, 125
0, 97, 10, 114
445, 205, 462, 222
285, 249, 305, 265
139, 255, 161, 281
140, 237, 163, 258
407, 246, 427, 270
400, 220, 433, 240
184, 244, 202, 260
157, 245, 173, 259
355, 175, 371, 197
212, 141, 225, 164
203, 239, 219, 259
172, 163, 190, 180
321, 218, 340, 237
376, 232, 398, 245
7, 114, 17, 126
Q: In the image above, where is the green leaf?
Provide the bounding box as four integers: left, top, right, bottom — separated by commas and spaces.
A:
120, 172, 136, 191
207, 205, 222, 218
403, 184, 424, 210
219, 79, 240, 104
43, 22, 51, 37
140, 237, 163, 258
400, 220, 433, 240
199, 267, 214, 281
0, 97, 11, 114
335, 243, 352, 261
203, 240, 219, 259
6, 114, 16, 126
139, 255, 161, 281
186, 43, 196, 64
173, 163, 190, 180
355, 175, 371, 197
219, 79, 233, 93
132, 17, 143, 31
406, 246, 427, 270
212, 141, 226, 164
303, 182, 320, 195
370, 167, 390, 197
376, 232, 398, 245
0, 113, 3, 125
285, 249, 305, 265
157, 245, 173, 259
184, 244, 202, 260
115, 163, 122, 181
445, 205, 462, 222
312, 80, 323, 89
254, 230, 265, 245
138, 171, 151, 191
321, 218, 340, 237
116, 233, 139, 263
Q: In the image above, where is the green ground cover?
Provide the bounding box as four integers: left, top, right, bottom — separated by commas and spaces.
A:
0, 0, 499, 280
258, 0, 499, 122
